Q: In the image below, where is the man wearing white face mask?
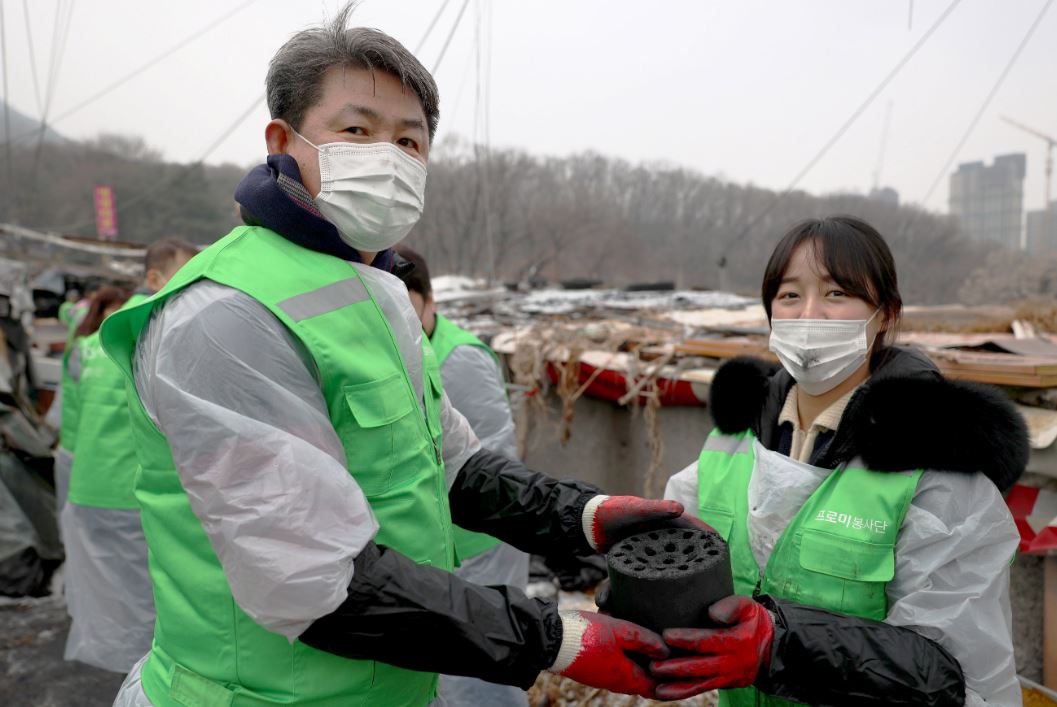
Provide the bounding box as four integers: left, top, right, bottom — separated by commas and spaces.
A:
656, 216, 1024, 706
99, 5, 703, 707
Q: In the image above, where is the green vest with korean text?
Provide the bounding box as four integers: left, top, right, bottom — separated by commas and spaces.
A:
429, 313, 505, 561
101, 226, 453, 707
696, 430, 922, 707
67, 293, 150, 509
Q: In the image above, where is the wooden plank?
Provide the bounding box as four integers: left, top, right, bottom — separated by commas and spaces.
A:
926, 351, 1057, 376
939, 368, 1057, 388
1046, 556, 1057, 690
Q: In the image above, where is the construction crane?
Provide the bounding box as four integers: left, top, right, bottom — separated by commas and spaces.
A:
1002, 115, 1056, 214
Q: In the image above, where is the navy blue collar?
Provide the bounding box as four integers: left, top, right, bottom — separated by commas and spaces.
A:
234, 153, 393, 271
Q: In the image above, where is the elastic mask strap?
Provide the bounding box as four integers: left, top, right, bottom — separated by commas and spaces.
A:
291, 128, 320, 152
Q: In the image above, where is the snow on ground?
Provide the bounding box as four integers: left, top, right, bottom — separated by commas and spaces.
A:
518, 288, 755, 316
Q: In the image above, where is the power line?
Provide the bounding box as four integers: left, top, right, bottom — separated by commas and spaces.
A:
432, 0, 471, 75
42, 0, 73, 123
916, 0, 1054, 212
29, 1, 75, 218
22, 0, 42, 116
415, 0, 454, 54
12, 0, 260, 145
717, 0, 964, 262
1, 0, 12, 221
53, 93, 266, 233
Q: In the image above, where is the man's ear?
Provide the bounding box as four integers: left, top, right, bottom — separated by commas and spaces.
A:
144, 269, 162, 292
265, 119, 294, 156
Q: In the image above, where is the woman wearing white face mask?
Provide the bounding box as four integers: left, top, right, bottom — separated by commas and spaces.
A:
654, 216, 1026, 706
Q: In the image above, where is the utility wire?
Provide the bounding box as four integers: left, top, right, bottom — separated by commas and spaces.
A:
42, 0, 73, 123
22, 0, 42, 116
415, 0, 453, 54
1, 0, 12, 221
28, 1, 75, 218
432, 0, 471, 74
54, 93, 266, 233
717, 0, 963, 262
12, 0, 260, 145
916, 0, 1053, 211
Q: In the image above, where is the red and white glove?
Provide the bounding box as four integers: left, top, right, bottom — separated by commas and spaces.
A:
549, 610, 669, 698
582, 495, 714, 554
649, 595, 774, 701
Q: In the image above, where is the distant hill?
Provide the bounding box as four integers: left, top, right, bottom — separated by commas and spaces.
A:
0, 100, 69, 144
0, 129, 1009, 304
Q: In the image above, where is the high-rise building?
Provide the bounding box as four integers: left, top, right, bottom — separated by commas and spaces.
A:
1027, 201, 1057, 254
949, 153, 1026, 249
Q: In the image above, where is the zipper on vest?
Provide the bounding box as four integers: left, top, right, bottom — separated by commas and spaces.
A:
432, 438, 442, 465
752, 573, 764, 599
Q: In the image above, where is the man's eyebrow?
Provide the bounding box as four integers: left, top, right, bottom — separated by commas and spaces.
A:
340, 104, 381, 120
400, 117, 425, 131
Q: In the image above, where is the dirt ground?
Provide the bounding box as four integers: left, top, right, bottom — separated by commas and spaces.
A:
0, 595, 124, 706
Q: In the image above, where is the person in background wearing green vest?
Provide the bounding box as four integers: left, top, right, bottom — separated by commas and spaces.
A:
57, 289, 81, 329
103, 6, 706, 706
395, 245, 531, 707
652, 216, 1024, 706
53, 284, 95, 512
54, 285, 126, 516
62, 239, 197, 674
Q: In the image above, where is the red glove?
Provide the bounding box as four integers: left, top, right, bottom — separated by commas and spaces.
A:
550, 610, 669, 698
584, 495, 715, 553
649, 595, 774, 701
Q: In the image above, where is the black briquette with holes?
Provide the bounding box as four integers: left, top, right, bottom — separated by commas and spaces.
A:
605, 527, 734, 634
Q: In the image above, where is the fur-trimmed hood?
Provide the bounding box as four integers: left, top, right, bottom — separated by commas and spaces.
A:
709, 347, 1028, 491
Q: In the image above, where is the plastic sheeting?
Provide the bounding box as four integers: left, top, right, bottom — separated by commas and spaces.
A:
666, 442, 1022, 706
60, 502, 154, 673
440, 345, 519, 460
0, 452, 62, 597
53, 448, 72, 515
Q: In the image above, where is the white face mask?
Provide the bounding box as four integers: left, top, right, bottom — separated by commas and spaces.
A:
295, 131, 427, 252
768, 311, 880, 395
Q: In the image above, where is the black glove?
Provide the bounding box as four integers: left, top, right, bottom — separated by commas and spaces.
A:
299, 541, 562, 689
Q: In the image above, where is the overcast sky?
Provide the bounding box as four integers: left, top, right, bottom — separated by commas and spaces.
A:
3, 0, 1055, 213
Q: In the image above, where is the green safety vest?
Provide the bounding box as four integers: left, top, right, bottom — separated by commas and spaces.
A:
67, 293, 149, 509
58, 300, 76, 326
429, 313, 505, 562
58, 339, 82, 454
101, 226, 454, 707
696, 430, 921, 707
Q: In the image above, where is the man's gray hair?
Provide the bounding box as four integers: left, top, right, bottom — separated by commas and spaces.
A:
266, 2, 439, 139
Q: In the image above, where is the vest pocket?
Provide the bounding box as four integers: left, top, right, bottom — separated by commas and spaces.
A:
169, 663, 235, 707
796, 530, 895, 617
341, 374, 422, 494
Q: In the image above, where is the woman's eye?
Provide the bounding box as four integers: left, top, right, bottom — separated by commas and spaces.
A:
777, 292, 798, 301
827, 290, 847, 298
344, 127, 366, 135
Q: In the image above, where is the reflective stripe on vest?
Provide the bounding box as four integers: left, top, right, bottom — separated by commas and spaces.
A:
430, 313, 504, 561
67, 293, 150, 509
696, 429, 922, 707
101, 226, 453, 707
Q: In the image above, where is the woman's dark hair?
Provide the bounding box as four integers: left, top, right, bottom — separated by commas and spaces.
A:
762, 216, 902, 353
74, 285, 130, 338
